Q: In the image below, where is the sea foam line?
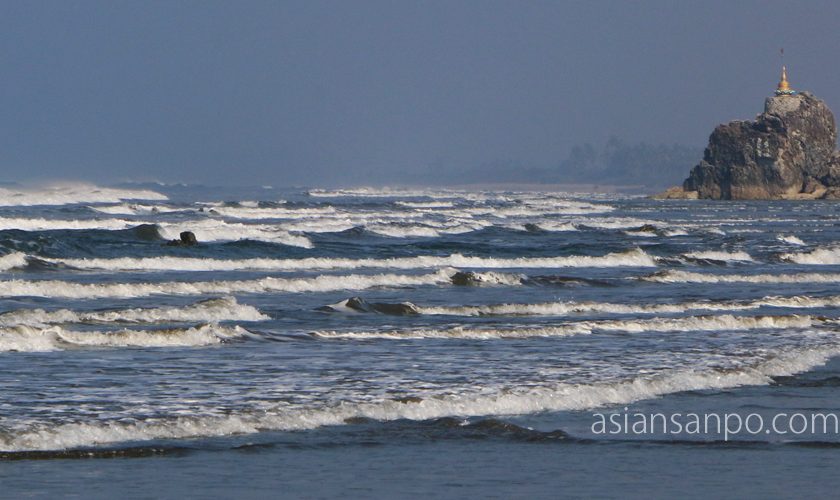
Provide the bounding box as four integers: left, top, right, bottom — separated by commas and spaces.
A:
0, 324, 250, 352
0, 270, 454, 299
644, 270, 840, 284
23, 249, 658, 273
2, 344, 837, 451
0, 297, 268, 326
412, 294, 840, 317
311, 314, 815, 340
0, 184, 167, 207
781, 246, 840, 265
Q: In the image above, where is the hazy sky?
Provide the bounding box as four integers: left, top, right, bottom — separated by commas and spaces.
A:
1, 0, 839, 186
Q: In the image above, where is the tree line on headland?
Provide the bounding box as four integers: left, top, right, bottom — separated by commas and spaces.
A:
419, 138, 700, 189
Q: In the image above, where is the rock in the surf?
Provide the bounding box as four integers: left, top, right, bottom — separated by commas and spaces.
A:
166, 231, 199, 246
655, 68, 840, 200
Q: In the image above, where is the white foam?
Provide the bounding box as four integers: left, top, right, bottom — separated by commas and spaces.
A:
395, 201, 455, 208
416, 294, 840, 317
155, 220, 312, 248
454, 271, 526, 286
0, 324, 249, 352
778, 234, 806, 246
0, 297, 268, 326
682, 250, 754, 262
205, 205, 338, 220
0, 252, 28, 272
0, 184, 167, 206
307, 187, 466, 199
0, 270, 454, 299
526, 221, 578, 232
0, 217, 312, 247
645, 270, 840, 284
781, 246, 840, 265
4, 343, 837, 451
0, 217, 135, 231
91, 204, 188, 216
312, 314, 814, 339
40, 249, 657, 273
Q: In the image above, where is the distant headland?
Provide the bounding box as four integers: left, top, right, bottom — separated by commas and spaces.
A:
656, 65, 840, 200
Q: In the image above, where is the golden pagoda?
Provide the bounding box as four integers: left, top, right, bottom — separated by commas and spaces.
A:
775, 65, 796, 95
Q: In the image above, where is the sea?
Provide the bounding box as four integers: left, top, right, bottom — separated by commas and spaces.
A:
1, 183, 840, 498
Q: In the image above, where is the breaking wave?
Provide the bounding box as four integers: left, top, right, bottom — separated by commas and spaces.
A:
154, 221, 312, 248
0, 217, 135, 231
413, 294, 840, 317
311, 314, 815, 340
0, 297, 268, 326
0, 324, 249, 352
90, 204, 190, 216
0, 270, 454, 299
682, 250, 754, 262
2, 344, 837, 451
0, 252, 29, 272
781, 246, 840, 265
644, 270, 840, 284
30, 249, 658, 273
0, 218, 311, 247
778, 234, 806, 246
0, 184, 167, 207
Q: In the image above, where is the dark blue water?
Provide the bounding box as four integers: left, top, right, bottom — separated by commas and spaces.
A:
1, 184, 840, 497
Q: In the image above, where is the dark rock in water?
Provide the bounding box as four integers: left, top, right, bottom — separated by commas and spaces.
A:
166, 231, 198, 247
523, 223, 543, 232
635, 224, 658, 233
180, 231, 198, 245
450, 271, 523, 286
451, 271, 480, 286
344, 296, 369, 311
369, 301, 419, 316
344, 296, 419, 315
22, 256, 66, 272
132, 224, 164, 241
679, 92, 839, 199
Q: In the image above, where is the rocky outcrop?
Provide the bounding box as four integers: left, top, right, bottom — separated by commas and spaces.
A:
651, 186, 699, 200
166, 231, 198, 246
661, 92, 839, 200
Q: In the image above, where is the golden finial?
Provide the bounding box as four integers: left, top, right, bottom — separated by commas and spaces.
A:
777, 66, 791, 92
775, 49, 796, 95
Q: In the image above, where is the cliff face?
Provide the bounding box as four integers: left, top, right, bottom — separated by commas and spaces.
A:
681, 92, 839, 199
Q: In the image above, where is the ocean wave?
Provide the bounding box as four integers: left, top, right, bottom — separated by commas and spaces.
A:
0, 218, 312, 248
365, 222, 490, 238
395, 201, 456, 208
204, 205, 338, 220
0, 252, 29, 272
0, 270, 454, 299
90, 204, 190, 216
778, 234, 806, 246
780, 246, 840, 265
0, 217, 135, 231
522, 221, 578, 232
413, 294, 840, 317
644, 270, 840, 284
32, 249, 657, 273
681, 250, 754, 262
0, 297, 268, 326
0, 184, 167, 207
3, 344, 836, 451
307, 187, 473, 199
155, 221, 312, 248
311, 314, 814, 339
0, 324, 249, 352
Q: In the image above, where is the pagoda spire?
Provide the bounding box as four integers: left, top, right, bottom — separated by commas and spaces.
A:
775, 49, 796, 95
